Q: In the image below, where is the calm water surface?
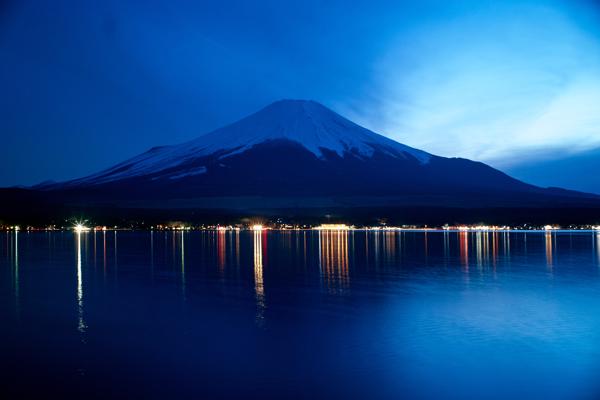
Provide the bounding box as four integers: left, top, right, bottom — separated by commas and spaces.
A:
2, 230, 600, 399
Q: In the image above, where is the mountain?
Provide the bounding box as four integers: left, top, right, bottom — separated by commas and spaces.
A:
57, 99, 431, 187
38, 99, 598, 208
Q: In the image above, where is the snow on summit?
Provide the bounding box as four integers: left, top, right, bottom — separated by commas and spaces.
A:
184, 99, 431, 161
66, 99, 431, 185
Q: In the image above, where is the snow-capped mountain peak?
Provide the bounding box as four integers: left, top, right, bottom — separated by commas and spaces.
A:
184, 99, 430, 161
63, 99, 431, 186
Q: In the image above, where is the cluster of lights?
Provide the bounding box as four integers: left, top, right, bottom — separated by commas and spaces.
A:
7, 221, 599, 232
314, 224, 351, 231
217, 226, 241, 231
73, 224, 91, 233
453, 225, 511, 231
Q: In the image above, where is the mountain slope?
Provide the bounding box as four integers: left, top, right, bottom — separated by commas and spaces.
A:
63, 100, 430, 186
39, 99, 598, 208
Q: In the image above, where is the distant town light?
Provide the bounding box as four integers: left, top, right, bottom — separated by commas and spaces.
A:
74, 223, 90, 233
315, 224, 350, 231
252, 225, 264, 231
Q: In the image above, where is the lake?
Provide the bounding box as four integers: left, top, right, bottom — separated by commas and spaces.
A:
1, 230, 600, 399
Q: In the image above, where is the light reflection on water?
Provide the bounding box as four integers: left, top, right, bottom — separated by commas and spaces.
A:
180, 231, 186, 300
75, 231, 87, 337
459, 231, 469, 270
217, 230, 226, 270
318, 230, 349, 292
253, 230, 265, 325
12, 231, 20, 319
1, 230, 600, 399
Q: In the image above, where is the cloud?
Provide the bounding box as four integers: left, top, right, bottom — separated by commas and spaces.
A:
344, 1, 600, 167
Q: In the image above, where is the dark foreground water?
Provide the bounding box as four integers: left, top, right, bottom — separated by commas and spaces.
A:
2, 230, 600, 399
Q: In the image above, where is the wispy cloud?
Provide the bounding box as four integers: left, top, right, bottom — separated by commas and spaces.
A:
342, 1, 600, 167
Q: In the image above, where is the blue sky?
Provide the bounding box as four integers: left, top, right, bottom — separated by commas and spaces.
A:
1, 0, 600, 192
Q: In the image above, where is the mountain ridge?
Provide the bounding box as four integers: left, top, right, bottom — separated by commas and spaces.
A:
51, 99, 431, 187
27, 99, 600, 214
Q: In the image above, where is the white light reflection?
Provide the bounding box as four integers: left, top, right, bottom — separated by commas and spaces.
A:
103, 230, 107, 278
14, 230, 20, 319
150, 230, 154, 273
318, 230, 349, 293
235, 229, 240, 268
476, 231, 483, 268
181, 231, 186, 301
253, 230, 265, 326
76, 231, 87, 338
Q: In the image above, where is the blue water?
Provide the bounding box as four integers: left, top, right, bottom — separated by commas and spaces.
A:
1, 230, 600, 399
